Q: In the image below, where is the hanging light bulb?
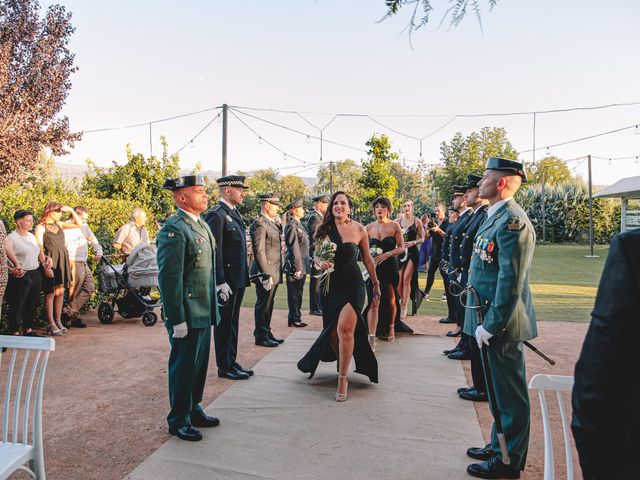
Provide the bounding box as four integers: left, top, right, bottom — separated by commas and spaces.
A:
545, 147, 551, 158
306, 135, 311, 144
635, 156, 639, 164
283, 153, 287, 161
258, 136, 262, 144
635, 125, 640, 135
189, 140, 194, 149
608, 158, 613, 165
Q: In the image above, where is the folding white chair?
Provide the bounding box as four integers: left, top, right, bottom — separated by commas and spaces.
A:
528, 373, 575, 480
0, 335, 55, 480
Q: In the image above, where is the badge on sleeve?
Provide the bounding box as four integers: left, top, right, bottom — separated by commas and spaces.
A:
168, 232, 175, 237
507, 216, 524, 231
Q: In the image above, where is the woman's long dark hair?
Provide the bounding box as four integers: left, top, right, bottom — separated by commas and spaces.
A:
39, 201, 63, 224
315, 191, 352, 241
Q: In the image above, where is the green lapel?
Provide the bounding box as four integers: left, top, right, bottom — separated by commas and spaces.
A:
476, 200, 509, 237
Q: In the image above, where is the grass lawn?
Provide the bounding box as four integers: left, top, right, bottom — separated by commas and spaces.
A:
241, 243, 609, 322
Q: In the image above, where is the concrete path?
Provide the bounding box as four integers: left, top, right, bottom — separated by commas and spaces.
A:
127, 331, 483, 480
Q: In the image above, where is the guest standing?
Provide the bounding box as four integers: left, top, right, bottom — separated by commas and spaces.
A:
396, 200, 423, 321
113, 208, 149, 255
424, 202, 447, 300
284, 199, 311, 328
298, 192, 380, 402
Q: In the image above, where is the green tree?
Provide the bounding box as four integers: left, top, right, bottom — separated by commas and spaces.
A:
276, 175, 308, 206
81, 137, 180, 219
431, 127, 518, 202
528, 156, 573, 185
315, 159, 363, 195
358, 134, 399, 208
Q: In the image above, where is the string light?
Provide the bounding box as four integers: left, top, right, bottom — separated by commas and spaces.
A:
258, 136, 263, 144
635, 125, 640, 135
306, 135, 311, 143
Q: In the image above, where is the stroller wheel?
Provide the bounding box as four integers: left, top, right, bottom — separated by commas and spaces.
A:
141, 311, 158, 327
98, 302, 115, 324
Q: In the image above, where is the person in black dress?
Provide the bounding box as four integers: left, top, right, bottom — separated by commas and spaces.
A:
363, 197, 405, 349
396, 200, 423, 321
297, 192, 380, 402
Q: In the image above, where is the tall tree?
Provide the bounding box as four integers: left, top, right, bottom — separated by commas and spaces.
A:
358, 134, 399, 208
528, 156, 572, 185
315, 159, 363, 195
0, 0, 80, 186
431, 127, 517, 202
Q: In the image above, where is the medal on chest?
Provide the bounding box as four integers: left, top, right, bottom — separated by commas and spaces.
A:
474, 235, 496, 264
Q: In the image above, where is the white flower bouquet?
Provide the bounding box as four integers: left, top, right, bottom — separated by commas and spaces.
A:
314, 239, 337, 294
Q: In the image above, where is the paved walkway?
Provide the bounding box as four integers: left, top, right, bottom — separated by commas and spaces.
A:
127, 331, 483, 480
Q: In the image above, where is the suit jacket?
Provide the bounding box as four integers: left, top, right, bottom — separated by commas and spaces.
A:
250, 214, 283, 284
449, 209, 474, 270
307, 211, 322, 256
441, 221, 456, 267
463, 199, 537, 342
572, 228, 640, 480
460, 205, 489, 273
204, 201, 250, 289
284, 218, 311, 275
430, 218, 448, 262
156, 209, 218, 328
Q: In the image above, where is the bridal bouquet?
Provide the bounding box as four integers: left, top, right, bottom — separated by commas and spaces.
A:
363, 246, 383, 281
314, 239, 337, 294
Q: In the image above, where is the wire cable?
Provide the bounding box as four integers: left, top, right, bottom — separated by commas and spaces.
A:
519, 123, 639, 154
172, 111, 222, 156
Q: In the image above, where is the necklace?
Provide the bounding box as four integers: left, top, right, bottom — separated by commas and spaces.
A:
16, 230, 36, 248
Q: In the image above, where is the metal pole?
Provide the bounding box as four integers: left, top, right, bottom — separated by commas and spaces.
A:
149, 123, 153, 159
329, 160, 333, 195
541, 171, 546, 244
222, 104, 228, 176
585, 154, 599, 258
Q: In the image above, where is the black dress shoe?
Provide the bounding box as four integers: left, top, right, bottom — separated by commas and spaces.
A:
459, 389, 488, 402
439, 317, 456, 324
448, 349, 470, 360
169, 424, 203, 441
309, 310, 323, 316
467, 456, 520, 479
191, 413, 220, 428
255, 338, 279, 347
467, 443, 496, 461
218, 368, 250, 380
289, 321, 307, 328
457, 386, 476, 395
443, 346, 461, 355
70, 319, 87, 328
234, 363, 254, 376
268, 333, 284, 344
446, 330, 462, 337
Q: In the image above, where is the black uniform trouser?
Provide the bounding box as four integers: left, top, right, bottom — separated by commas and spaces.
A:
425, 254, 440, 294
167, 325, 210, 429
214, 286, 245, 371
286, 275, 306, 324
308, 267, 322, 313
254, 282, 279, 340
441, 267, 455, 321
6, 269, 42, 333
469, 335, 487, 394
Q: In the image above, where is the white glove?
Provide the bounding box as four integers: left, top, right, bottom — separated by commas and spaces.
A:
293, 271, 303, 280
216, 283, 232, 303
261, 276, 273, 291
172, 322, 188, 339
475, 325, 493, 348
456, 273, 462, 283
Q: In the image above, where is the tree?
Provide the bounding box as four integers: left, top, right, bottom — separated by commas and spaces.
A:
0, 0, 80, 186
81, 137, 180, 219
528, 156, 572, 185
315, 159, 363, 195
381, 0, 499, 38
358, 134, 399, 208
276, 175, 308, 206
430, 127, 517, 202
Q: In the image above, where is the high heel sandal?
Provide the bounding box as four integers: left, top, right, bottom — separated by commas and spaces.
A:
368, 334, 376, 353
55, 320, 68, 333
48, 324, 62, 336
335, 374, 348, 402
400, 306, 408, 319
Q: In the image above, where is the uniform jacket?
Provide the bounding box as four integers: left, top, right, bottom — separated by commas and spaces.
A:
441, 221, 456, 267
284, 217, 311, 275
460, 205, 489, 272
463, 199, 537, 342
449, 209, 474, 270
156, 209, 219, 328
430, 218, 448, 262
250, 214, 283, 284
204, 201, 250, 289
572, 228, 640, 480
307, 211, 322, 256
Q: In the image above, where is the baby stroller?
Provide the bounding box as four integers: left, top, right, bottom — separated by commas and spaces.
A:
98, 243, 162, 326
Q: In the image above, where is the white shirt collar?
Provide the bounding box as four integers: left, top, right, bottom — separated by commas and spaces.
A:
179, 208, 200, 223
473, 203, 487, 213
220, 198, 236, 210
486, 197, 513, 218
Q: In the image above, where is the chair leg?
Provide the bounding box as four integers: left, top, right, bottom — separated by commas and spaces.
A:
34, 453, 46, 480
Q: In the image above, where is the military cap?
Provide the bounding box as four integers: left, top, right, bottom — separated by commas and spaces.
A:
453, 185, 467, 196
162, 174, 205, 191
485, 157, 528, 182
464, 174, 483, 190
312, 194, 330, 203
286, 199, 304, 210
258, 193, 281, 205
216, 174, 249, 189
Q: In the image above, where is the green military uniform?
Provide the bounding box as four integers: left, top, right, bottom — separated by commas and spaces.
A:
463, 197, 537, 471
157, 208, 219, 430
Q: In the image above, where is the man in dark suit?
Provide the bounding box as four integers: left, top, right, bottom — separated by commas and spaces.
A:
284, 199, 311, 328
307, 194, 329, 315
204, 175, 252, 381
572, 228, 640, 480
424, 202, 447, 299
250, 193, 284, 347
157, 175, 220, 441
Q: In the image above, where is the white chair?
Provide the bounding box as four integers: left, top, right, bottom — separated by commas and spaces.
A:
0, 335, 55, 480
528, 373, 575, 480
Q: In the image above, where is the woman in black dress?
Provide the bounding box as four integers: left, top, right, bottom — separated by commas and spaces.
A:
396, 200, 423, 321
363, 197, 405, 349
297, 192, 380, 402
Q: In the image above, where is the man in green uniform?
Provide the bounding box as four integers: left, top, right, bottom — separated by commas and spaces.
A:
157, 175, 220, 442
463, 158, 537, 479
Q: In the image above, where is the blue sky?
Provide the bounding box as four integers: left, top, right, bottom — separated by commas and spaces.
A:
50, 0, 640, 185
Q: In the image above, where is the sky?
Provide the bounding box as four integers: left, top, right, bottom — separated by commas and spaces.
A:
47, 0, 640, 186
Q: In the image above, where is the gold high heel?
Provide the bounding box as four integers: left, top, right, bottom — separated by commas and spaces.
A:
335, 374, 348, 402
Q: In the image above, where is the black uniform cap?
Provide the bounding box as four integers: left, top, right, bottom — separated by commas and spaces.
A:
312, 195, 330, 203
464, 174, 483, 190
453, 185, 467, 196
285, 199, 304, 210
163, 174, 205, 191
485, 157, 528, 182
216, 175, 249, 189
258, 193, 281, 205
